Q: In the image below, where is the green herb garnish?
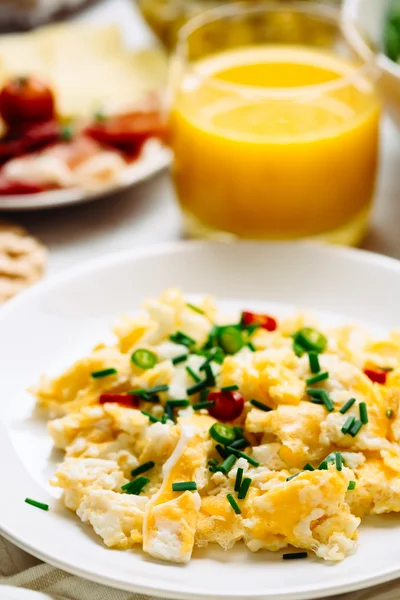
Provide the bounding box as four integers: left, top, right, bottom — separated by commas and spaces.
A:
227, 493, 241, 514
25, 498, 49, 511
238, 477, 252, 499
250, 399, 272, 412
131, 349, 157, 370
91, 367, 117, 378
131, 461, 155, 477
172, 481, 197, 492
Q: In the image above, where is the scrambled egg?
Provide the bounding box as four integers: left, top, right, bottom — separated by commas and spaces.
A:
33, 289, 400, 564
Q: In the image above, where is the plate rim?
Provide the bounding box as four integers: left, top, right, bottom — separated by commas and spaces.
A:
2, 240, 400, 600
0, 145, 171, 211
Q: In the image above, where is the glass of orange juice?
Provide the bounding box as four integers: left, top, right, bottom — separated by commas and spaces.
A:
169, 2, 380, 244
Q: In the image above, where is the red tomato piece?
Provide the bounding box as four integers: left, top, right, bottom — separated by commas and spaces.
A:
84, 111, 166, 156
241, 311, 277, 332
99, 394, 140, 407
364, 368, 387, 385
0, 76, 55, 124
208, 390, 244, 422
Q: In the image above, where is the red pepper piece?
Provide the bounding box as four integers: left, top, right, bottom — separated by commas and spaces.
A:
241, 311, 277, 332
364, 368, 387, 385
99, 394, 140, 407
208, 390, 244, 422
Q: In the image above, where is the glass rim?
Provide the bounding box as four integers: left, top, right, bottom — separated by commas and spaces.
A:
175, 1, 379, 100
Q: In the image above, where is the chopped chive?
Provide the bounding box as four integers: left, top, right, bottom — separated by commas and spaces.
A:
200, 387, 210, 403
135, 384, 169, 396
164, 403, 174, 422
318, 461, 328, 470
247, 341, 256, 352
122, 476, 150, 495
172, 354, 188, 365
216, 444, 229, 459
208, 458, 219, 473
382, 367, 394, 372
186, 302, 205, 315
167, 399, 190, 408
186, 366, 201, 382
227, 447, 259, 467
172, 481, 197, 492
25, 498, 49, 511
91, 368, 117, 378
341, 415, 355, 435
221, 385, 239, 392
322, 393, 334, 412
359, 402, 368, 425
311, 398, 324, 405
339, 398, 356, 414
386, 409, 394, 419
169, 331, 196, 348
204, 364, 216, 387
250, 399, 272, 412
217, 454, 237, 475
238, 477, 252, 499
234, 467, 244, 492
347, 481, 356, 490
227, 493, 241, 514
187, 379, 209, 395
308, 352, 320, 374
335, 452, 343, 471
131, 349, 157, 370
199, 348, 224, 371
229, 438, 249, 450
283, 552, 308, 560
307, 388, 327, 398
303, 463, 315, 471
306, 372, 329, 385
131, 461, 155, 477
141, 410, 161, 423
210, 423, 236, 445
349, 418, 362, 437
193, 400, 215, 410
286, 473, 300, 481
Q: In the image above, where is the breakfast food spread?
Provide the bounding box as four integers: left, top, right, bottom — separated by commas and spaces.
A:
0, 24, 168, 195
33, 289, 400, 563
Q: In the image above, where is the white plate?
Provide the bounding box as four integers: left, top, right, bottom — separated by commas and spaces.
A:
0, 144, 171, 211
1, 241, 400, 600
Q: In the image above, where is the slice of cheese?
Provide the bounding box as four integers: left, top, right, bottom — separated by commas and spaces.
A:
0, 24, 168, 118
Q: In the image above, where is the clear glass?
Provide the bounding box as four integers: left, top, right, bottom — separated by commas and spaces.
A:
136, 0, 341, 51
169, 2, 381, 244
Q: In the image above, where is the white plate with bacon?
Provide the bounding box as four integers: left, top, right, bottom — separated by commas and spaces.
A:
0, 24, 171, 210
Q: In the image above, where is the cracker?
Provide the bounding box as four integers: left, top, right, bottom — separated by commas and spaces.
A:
0, 221, 47, 303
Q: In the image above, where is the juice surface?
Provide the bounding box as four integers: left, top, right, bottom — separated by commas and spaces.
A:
170, 46, 380, 240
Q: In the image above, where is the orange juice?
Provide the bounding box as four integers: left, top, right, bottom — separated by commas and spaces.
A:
170, 46, 380, 242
